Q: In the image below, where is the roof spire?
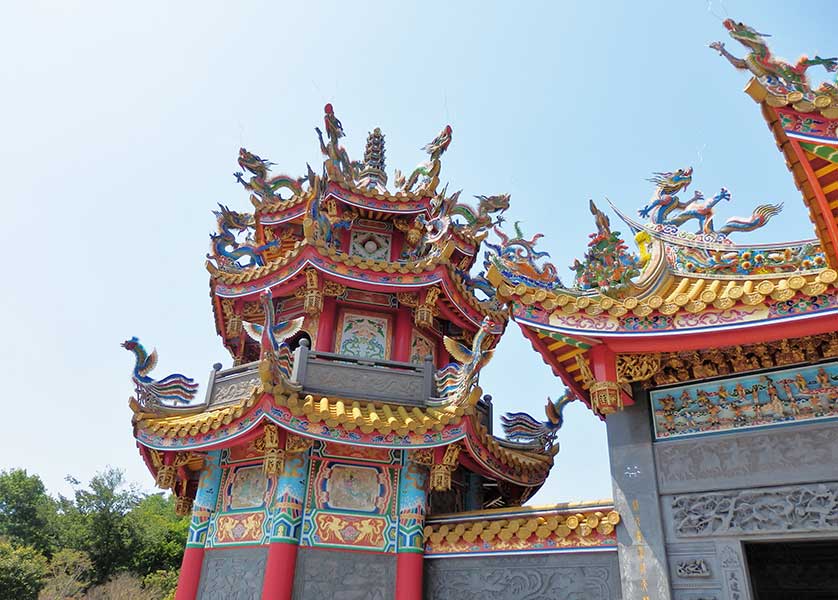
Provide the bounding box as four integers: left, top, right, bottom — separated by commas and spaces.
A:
358, 127, 388, 191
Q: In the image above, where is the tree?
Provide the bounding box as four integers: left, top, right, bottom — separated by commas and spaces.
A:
127, 494, 188, 576
0, 539, 48, 600
68, 468, 141, 582
38, 548, 92, 600
0, 469, 55, 554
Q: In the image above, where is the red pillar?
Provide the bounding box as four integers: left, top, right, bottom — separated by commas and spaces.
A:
174, 547, 204, 600
395, 552, 424, 600
393, 308, 413, 362
588, 344, 633, 408
261, 542, 298, 600
315, 297, 338, 352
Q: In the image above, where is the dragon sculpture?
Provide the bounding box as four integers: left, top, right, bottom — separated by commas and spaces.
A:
234, 147, 303, 207
638, 168, 783, 237
710, 20, 838, 99
208, 203, 278, 270
501, 390, 575, 454
315, 104, 360, 182
484, 222, 560, 289
449, 194, 511, 239
638, 167, 695, 223
435, 317, 496, 402
395, 125, 453, 194
122, 337, 199, 411
245, 289, 304, 392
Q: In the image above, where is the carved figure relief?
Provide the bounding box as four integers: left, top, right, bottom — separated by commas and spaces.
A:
672, 482, 838, 537
651, 361, 838, 439
676, 559, 711, 577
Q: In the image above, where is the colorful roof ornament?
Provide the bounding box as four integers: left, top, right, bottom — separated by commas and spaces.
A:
122, 337, 199, 412
570, 200, 640, 295
713, 20, 838, 267
711, 20, 838, 117
638, 168, 782, 240
484, 221, 560, 290
500, 390, 574, 455
207, 203, 277, 272
395, 125, 453, 195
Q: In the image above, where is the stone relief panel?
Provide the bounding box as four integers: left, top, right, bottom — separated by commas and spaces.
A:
667, 482, 838, 538
650, 361, 838, 440
291, 547, 395, 600
196, 547, 267, 600
655, 421, 838, 494
666, 542, 722, 598
424, 552, 621, 600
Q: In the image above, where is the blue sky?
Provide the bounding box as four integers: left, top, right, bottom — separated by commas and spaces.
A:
2, 1, 836, 503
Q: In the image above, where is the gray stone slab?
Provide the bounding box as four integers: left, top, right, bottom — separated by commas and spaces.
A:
291, 547, 395, 600
424, 551, 621, 600
654, 421, 838, 494
196, 546, 267, 600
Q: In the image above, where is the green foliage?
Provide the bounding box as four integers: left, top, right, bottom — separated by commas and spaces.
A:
128, 494, 188, 575
66, 468, 142, 583
37, 548, 93, 600
0, 469, 55, 554
0, 539, 48, 600
143, 569, 179, 600
0, 467, 186, 596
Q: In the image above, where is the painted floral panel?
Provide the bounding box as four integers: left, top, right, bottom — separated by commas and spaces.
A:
337, 312, 389, 360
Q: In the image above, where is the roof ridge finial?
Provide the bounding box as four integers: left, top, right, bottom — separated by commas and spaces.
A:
358, 127, 388, 191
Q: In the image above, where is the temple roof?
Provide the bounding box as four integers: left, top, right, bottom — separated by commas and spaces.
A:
207, 105, 512, 356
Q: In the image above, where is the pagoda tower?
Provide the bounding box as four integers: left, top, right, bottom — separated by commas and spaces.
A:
123, 105, 610, 600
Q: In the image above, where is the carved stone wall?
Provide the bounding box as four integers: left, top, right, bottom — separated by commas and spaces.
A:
655, 421, 838, 494
196, 547, 267, 600
664, 482, 838, 539
291, 547, 395, 600
423, 551, 621, 600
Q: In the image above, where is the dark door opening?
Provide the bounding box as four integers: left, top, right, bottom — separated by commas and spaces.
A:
745, 540, 838, 600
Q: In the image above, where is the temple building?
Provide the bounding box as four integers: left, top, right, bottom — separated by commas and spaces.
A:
123, 19, 838, 600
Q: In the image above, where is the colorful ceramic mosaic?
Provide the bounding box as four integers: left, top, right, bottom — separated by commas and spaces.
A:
336, 311, 391, 360
270, 452, 309, 543
397, 462, 427, 552
651, 361, 838, 440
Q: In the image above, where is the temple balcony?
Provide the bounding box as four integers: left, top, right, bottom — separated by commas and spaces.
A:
204, 339, 437, 410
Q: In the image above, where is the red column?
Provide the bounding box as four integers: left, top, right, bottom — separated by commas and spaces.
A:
315, 297, 337, 352
588, 344, 633, 408
174, 547, 204, 600
395, 553, 424, 600
393, 308, 413, 362
261, 542, 298, 600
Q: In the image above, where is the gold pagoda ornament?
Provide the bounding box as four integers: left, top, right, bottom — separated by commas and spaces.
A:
588, 381, 623, 416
